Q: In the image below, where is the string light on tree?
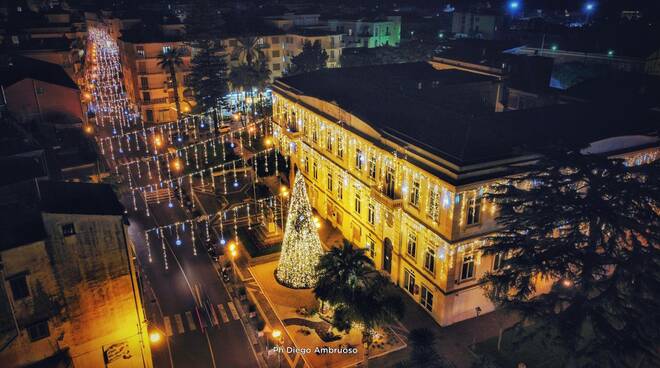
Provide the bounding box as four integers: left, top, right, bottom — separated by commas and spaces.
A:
275, 171, 324, 289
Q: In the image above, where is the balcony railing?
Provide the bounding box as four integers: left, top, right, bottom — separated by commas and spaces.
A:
142, 97, 169, 105
371, 185, 402, 209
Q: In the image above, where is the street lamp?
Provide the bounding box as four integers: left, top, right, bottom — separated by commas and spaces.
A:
551, 44, 558, 51
84, 125, 93, 134
149, 331, 162, 344
279, 186, 289, 230
171, 158, 182, 172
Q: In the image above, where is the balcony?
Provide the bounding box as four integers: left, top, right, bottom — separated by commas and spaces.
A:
142, 97, 169, 105
371, 185, 402, 209
281, 121, 301, 139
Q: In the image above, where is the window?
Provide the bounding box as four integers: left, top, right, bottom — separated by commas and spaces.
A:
355, 149, 364, 170
326, 132, 333, 152
142, 91, 151, 102
424, 248, 435, 274
312, 160, 318, 180
312, 127, 318, 143
28, 321, 50, 341
337, 136, 344, 158
466, 192, 482, 225
136, 45, 145, 58
367, 202, 375, 225
337, 179, 343, 200
303, 156, 309, 173
460, 254, 475, 280
366, 237, 375, 258
330, 50, 335, 59
493, 252, 505, 271
420, 286, 434, 312
9, 275, 29, 300
146, 109, 154, 122
368, 156, 376, 179
272, 36, 280, 44
162, 45, 172, 54
354, 190, 361, 214
407, 232, 417, 258
272, 50, 280, 58
409, 179, 420, 207
427, 187, 440, 221
62, 223, 75, 237
327, 173, 333, 191
229, 39, 238, 47
273, 63, 281, 71
404, 269, 415, 294
140, 76, 149, 89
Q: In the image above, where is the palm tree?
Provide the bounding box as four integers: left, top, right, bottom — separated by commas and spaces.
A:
228, 60, 271, 118
314, 240, 378, 311
231, 36, 264, 67
157, 47, 186, 120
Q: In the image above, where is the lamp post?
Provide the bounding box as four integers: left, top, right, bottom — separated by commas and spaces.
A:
229, 242, 238, 284
272, 329, 283, 368
279, 186, 289, 230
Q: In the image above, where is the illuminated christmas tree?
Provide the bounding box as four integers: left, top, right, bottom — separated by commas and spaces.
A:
275, 171, 324, 288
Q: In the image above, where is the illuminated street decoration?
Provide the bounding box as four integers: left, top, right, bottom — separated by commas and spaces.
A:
275, 171, 324, 288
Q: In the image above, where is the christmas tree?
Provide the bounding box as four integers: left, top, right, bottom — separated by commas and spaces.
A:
276, 171, 324, 288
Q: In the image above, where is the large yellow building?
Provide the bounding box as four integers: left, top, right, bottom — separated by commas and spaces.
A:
271, 62, 659, 326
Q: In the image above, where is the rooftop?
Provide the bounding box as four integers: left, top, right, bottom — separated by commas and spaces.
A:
276, 62, 659, 168
38, 181, 125, 216
0, 55, 78, 89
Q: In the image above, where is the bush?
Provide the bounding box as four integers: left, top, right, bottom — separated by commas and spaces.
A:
255, 319, 265, 331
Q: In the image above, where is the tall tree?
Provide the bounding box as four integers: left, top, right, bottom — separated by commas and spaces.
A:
157, 47, 185, 120
408, 328, 450, 368
186, 39, 229, 113
482, 150, 660, 367
231, 36, 265, 67
228, 60, 271, 117
290, 40, 329, 75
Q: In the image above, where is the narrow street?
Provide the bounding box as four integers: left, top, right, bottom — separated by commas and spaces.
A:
87, 26, 261, 368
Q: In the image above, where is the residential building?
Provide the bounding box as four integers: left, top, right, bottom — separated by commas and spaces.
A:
451, 11, 501, 40
0, 37, 85, 81
326, 16, 401, 48
0, 55, 86, 126
271, 62, 658, 326
0, 180, 151, 367
118, 29, 193, 123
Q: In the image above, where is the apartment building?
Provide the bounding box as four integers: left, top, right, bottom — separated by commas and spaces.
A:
270, 62, 659, 326
118, 30, 193, 123
0, 180, 151, 367
326, 16, 401, 48
451, 11, 501, 40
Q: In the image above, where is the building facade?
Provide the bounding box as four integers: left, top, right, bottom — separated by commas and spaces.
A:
451, 11, 500, 40
326, 16, 401, 48
270, 63, 659, 326
0, 181, 151, 367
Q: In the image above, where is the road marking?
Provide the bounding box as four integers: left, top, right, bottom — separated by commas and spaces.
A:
174, 314, 184, 334
163, 316, 173, 336
210, 303, 219, 326
217, 304, 229, 323
185, 311, 197, 331
228, 300, 240, 320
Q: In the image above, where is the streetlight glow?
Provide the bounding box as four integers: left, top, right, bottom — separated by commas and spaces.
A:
149, 331, 162, 343
509, 1, 519, 10
272, 329, 282, 339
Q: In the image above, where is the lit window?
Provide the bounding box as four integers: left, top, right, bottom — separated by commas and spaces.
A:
427, 187, 440, 221
368, 156, 376, 179
354, 190, 361, 214
404, 269, 415, 294
420, 286, 433, 312
355, 149, 364, 170
327, 173, 333, 191
466, 192, 482, 225
367, 202, 375, 225
9, 275, 29, 300
424, 248, 435, 274
409, 179, 420, 207
407, 232, 417, 258
326, 132, 333, 152
337, 180, 343, 200
312, 127, 318, 143
303, 156, 309, 173
312, 161, 318, 180
366, 237, 376, 258
493, 252, 506, 271
337, 136, 344, 158
460, 254, 475, 280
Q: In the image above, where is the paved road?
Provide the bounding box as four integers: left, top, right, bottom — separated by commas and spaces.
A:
88, 26, 261, 368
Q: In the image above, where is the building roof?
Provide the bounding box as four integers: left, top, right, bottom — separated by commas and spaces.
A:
0, 55, 78, 89
563, 72, 660, 108
276, 62, 659, 167
433, 38, 524, 69
38, 181, 125, 216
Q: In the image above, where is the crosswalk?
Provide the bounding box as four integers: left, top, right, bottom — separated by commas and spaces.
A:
161, 301, 241, 336
143, 187, 174, 204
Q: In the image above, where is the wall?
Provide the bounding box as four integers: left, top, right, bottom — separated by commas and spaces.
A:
5, 79, 85, 125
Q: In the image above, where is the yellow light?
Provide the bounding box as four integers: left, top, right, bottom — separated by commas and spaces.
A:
154, 136, 162, 147
232, 112, 241, 121
272, 329, 282, 339
84, 125, 93, 134
182, 105, 190, 112
149, 331, 161, 343
83, 92, 92, 100
230, 249, 237, 258
172, 159, 182, 171
229, 242, 236, 252
265, 137, 273, 146
562, 279, 573, 288
313, 216, 321, 229
280, 186, 288, 196
248, 126, 256, 133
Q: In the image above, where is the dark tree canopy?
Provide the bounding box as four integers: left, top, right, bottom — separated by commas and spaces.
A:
186, 39, 229, 112
290, 40, 329, 75
482, 150, 660, 367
